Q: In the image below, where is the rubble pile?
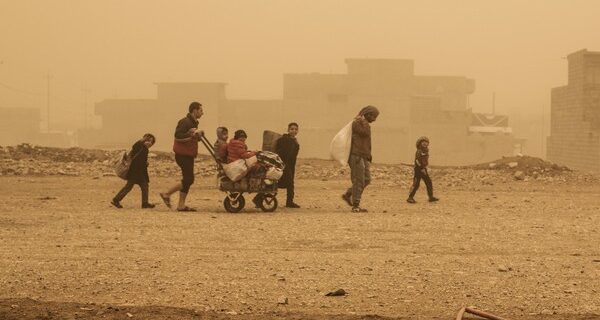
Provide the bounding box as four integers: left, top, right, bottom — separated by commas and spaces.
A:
0, 144, 596, 185
0, 144, 217, 178
469, 155, 576, 182
292, 155, 597, 186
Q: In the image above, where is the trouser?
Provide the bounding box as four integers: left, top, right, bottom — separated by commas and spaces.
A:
175, 154, 195, 193
114, 180, 149, 204
344, 154, 371, 205
408, 167, 433, 199
285, 180, 295, 205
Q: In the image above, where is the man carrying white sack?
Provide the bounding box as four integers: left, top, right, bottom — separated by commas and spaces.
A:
338, 105, 379, 213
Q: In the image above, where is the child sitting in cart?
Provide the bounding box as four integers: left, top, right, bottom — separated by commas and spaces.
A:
226, 130, 256, 163
214, 127, 229, 163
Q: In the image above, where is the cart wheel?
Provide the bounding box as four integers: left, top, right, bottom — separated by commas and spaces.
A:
224, 193, 245, 213
259, 194, 278, 212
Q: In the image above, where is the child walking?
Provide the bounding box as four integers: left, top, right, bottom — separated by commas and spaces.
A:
407, 136, 439, 203
111, 133, 156, 209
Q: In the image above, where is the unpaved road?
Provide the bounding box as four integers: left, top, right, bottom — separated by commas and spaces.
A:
1, 175, 599, 319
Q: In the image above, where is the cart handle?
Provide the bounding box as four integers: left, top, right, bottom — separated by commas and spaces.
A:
199, 134, 225, 171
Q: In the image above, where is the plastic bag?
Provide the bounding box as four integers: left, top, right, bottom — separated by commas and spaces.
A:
330, 121, 353, 166
257, 150, 284, 169
222, 159, 249, 182
265, 166, 283, 180
245, 155, 258, 167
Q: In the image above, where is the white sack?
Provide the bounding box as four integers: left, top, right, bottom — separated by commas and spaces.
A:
222, 159, 248, 182
329, 121, 353, 166
265, 166, 283, 180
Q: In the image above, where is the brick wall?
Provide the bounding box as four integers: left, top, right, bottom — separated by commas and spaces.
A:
548, 50, 600, 172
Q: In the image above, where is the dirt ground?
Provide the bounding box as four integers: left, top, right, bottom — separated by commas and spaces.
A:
1, 174, 600, 319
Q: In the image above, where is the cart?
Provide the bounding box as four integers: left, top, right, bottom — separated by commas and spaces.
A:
199, 134, 279, 213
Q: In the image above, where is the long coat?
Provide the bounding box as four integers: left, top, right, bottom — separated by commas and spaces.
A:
126, 140, 150, 183
275, 134, 299, 188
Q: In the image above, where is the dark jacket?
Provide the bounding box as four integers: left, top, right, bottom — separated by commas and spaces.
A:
173, 113, 199, 157
414, 148, 429, 169
276, 134, 300, 188
414, 136, 430, 169
214, 139, 228, 163
350, 118, 372, 162
126, 140, 149, 183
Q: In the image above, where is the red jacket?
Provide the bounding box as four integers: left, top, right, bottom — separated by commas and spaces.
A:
226, 139, 255, 163
172, 114, 199, 158
173, 137, 198, 158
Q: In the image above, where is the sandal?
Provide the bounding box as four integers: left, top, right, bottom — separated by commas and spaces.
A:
177, 206, 197, 212
159, 193, 171, 208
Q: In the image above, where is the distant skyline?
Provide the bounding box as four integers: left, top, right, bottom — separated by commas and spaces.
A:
1, 0, 598, 126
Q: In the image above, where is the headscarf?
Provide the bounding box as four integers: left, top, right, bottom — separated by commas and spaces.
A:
356, 105, 380, 118
216, 127, 228, 141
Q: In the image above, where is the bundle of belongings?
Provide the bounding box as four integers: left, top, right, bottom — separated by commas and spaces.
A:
221, 150, 285, 191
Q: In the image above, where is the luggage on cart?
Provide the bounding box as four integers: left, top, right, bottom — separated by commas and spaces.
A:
262, 130, 282, 152
198, 134, 281, 213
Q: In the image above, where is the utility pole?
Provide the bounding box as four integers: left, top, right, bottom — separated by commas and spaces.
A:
46, 73, 52, 132
492, 92, 496, 115
82, 83, 90, 128
541, 104, 545, 159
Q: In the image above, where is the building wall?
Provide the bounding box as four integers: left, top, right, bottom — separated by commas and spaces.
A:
84, 83, 226, 151
280, 59, 511, 164
89, 60, 518, 165
548, 49, 600, 172
220, 100, 283, 151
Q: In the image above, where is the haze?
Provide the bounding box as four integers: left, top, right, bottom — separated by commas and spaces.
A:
1, 0, 599, 158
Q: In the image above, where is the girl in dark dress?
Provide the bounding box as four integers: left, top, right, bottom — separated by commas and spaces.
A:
111, 134, 156, 209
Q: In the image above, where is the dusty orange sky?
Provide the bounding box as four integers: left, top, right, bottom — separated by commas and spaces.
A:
0, 0, 598, 126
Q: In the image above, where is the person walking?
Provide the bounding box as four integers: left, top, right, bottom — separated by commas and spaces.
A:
341, 106, 379, 213
160, 101, 204, 212
111, 134, 156, 209
407, 136, 439, 203
276, 122, 300, 208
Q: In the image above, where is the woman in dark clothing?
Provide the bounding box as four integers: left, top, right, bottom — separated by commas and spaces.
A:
111, 134, 156, 209
276, 122, 300, 208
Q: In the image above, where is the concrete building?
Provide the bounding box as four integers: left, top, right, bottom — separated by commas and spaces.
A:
283, 59, 516, 164
86, 59, 519, 165
548, 49, 600, 172
81, 83, 227, 150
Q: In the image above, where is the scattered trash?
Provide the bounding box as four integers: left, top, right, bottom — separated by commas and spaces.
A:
497, 265, 511, 272
277, 296, 288, 305
456, 306, 509, 320
325, 288, 347, 296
